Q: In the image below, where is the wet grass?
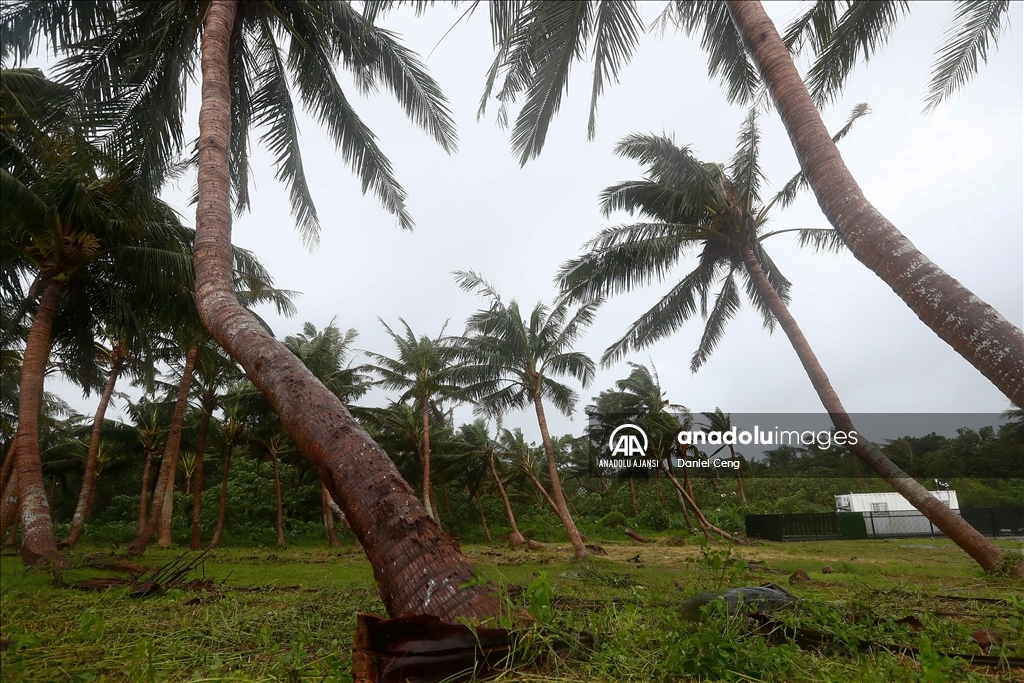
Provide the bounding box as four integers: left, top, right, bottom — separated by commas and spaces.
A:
1, 536, 1022, 682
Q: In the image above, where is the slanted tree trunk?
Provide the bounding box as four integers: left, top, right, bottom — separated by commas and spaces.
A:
158, 474, 175, 548
191, 0, 502, 621
488, 455, 525, 547
532, 394, 588, 560
190, 409, 212, 550
0, 442, 16, 494
137, 444, 156, 535
14, 277, 67, 567
661, 462, 733, 542
474, 488, 492, 543
668, 451, 696, 533
322, 481, 340, 548
209, 441, 233, 549
740, 243, 1010, 571
128, 345, 198, 554
726, 0, 1024, 409
270, 448, 285, 547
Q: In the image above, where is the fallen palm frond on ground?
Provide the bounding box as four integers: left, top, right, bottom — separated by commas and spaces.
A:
60, 549, 225, 596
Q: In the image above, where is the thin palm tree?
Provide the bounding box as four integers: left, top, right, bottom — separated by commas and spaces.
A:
701, 408, 745, 504
362, 319, 462, 521
455, 271, 598, 560
466, 0, 1024, 408
3, 0, 503, 620
556, 114, 1009, 571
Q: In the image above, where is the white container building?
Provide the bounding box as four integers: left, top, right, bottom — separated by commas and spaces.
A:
835, 490, 959, 537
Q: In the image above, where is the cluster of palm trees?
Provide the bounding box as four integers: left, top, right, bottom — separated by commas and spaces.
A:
3, 0, 1021, 625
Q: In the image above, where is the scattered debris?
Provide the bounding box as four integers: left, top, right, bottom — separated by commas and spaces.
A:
972, 629, 1003, 650
666, 536, 687, 547
577, 565, 635, 588
525, 540, 547, 551
679, 583, 799, 623
626, 554, 641, 564
623, 528, 651, 544
64, 549, 223, 597
583, 544, 607, 555
788, 569, 812, 584
352, 612, 512, 683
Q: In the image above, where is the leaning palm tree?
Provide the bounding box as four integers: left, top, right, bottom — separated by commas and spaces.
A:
451, 419, 526, 547
3, 0, 503, 620
700, 408, 745, 503
362, 320, 462, 521
455, 271, 598, 560
556, 113, 1009, 571
463, 0, 1024, 409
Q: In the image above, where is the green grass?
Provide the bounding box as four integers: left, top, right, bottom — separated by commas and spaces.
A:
1, 537, 1022, 682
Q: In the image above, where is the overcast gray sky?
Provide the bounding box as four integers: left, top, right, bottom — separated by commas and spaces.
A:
46, 1, 1023, 441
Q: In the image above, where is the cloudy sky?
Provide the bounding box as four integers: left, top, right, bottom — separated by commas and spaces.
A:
46, 1, 1023, 442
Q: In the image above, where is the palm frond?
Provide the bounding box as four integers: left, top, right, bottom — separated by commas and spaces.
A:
669, 0, 759, 105
924, 0, 1010, 112
689, 270, 741, 372
587, 1, 642, 140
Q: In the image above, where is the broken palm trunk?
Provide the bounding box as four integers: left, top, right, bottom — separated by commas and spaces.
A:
353, 613, 513, 683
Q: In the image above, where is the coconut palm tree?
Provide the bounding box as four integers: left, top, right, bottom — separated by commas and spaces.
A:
3, 0, 503, 619
455, 419, 526, 547
701, 408, 745, 503
466, 0, 1024, 409
454, 271, 598, 560
362, 320, 463, 521
556, 114, 1009, 571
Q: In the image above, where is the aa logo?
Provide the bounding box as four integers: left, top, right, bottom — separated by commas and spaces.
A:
608, 424, 648, 458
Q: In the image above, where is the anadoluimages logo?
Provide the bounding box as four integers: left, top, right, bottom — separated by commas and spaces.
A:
608, 423, 648, 458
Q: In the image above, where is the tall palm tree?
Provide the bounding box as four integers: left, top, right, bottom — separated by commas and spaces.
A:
467, 0, 1024, 408
701, 408, 745, 503
362, 319, 462, 521
456, 419, 526, 547
556, 115, 1009, 571
455, 271, 598, 560
3, 0, 503, 620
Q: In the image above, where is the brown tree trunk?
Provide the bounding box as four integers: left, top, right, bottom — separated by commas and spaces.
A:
158, 473, 175, 548
726, 0, 1024, 409
731, 446, 746, 504
322, 481, 341, 548
209, 441, 233, 549
474, 488, 492, 543
0, 469, 18, 542
137, 445, 155, 535
661, 463, 732, 542
628, 477, 638, 517
488, 455, 525, 547
128, 345, 198, 554
741, 244, 1008, 571
14, 277, 67, 567
0, 442, 16, 495
190, 409, 212, 550
191, 0, 502, 622
270, 448, 285, 547
532, 394, 588, 560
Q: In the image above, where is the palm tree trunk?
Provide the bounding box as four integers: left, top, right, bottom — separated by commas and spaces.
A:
741, 244, 1010, 571
128, 345, 198, 554
158, 474, 175, 548
14, 277, 67, 567
137, 445, 155, 535
209, 441, 233, 549
532, 394, 589, 560
661, 463, 733, 542
270, 449, 285, 547
190, 410, 212, 550
474, 488, 492, 543
628, 478, 638, 517
322, 481, 341, 548
488, 456, 525, 547
0, 469, 18, 542
192, 0, 502, 621
730, 445, 746, 504
420, 398, 435, 521
726, 0, 1024, 409
668, 452, 696, 532
0, 442, 16, 495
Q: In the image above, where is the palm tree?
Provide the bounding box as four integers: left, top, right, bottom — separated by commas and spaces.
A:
4, 0, 503, 620
456, 419, 526, 547
556, 115, 1009, 571
468, 0, 1023, 408
362, 320, 462, 521
455, 271, 597, 560
701, 408, 745, 504
2, 69, 196, 565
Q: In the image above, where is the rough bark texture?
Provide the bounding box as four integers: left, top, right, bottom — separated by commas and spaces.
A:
532, 394, 589, 560
420, 398, 435, 521
209, 442, 233, 549
0, 469, 18, 541
741, 244, 1007, 570
190, 409, 212, 549
64, 356, 124, 548
128, 345, 198, 554
0, 442, 16, 494
489, 456, 525, 547
192, 0, 502, 622
137, 444, 155, 535
158, 474, 175, 548
726, 0, 1024, 409
14, 278, 67, 567
271, 449, 285, 547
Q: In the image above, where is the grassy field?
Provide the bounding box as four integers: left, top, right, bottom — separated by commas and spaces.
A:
1, 536, 1022, 682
